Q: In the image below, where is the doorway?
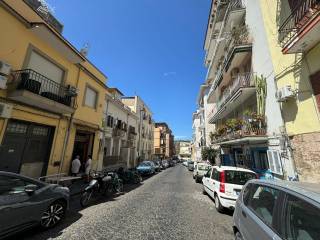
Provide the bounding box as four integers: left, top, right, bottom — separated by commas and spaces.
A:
72, 131, 94, 172
0, 120, 54, 178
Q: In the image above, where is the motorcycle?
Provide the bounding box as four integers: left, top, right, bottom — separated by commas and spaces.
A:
80, 171, 123, 207
117, 167, 142, 184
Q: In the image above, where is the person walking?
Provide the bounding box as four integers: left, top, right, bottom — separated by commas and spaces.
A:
71, 155, 81, 176
85, 155, 92, 182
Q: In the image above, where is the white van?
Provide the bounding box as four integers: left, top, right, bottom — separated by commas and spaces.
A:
193, 163, 211, 183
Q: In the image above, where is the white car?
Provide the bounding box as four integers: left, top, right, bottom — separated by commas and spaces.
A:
193, 162, 211, 183
202, 166, 257, 212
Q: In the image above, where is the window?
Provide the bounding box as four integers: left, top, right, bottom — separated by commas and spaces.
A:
206, 169, 212, 177
0, 176, 38, 196
310, 71, 320, 112
283, 194, 320, 240
28, 50, 64, 85
243, 183, 253, 206
246, 185, 280, 227
84, 86, 98, 108
267, 150, 283, 175
225, 170, 256, 185
6, 122, 28, 134
211, 168, 219, 180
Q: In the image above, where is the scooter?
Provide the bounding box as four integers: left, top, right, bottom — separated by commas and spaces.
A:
80, 171, 123, 207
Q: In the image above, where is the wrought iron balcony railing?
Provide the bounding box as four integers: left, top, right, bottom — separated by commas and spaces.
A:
229, 0, 245, 12
12, 69, 75, 108
217, 72, 254, 110
279, 0, 320, 48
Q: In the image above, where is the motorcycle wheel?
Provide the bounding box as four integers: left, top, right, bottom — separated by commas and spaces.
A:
134, 175, 142, 184
80, 189, 93, 207
115, 181, 124, 193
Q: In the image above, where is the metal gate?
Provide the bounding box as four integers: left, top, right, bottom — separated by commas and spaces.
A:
0, 120, 54, 178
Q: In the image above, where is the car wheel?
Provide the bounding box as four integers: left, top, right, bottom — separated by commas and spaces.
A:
202, 185, 206, 195
115, 181, 124, 193
40, 201, 66, 228
80, 189, 93, 207
215, 195, 224, 212
235, 232, 243, 240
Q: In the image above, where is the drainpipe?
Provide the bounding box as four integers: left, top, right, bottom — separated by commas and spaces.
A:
58, 66, 81, 177
98, 98, 109, 171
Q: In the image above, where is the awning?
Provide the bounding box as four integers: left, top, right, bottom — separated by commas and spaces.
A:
219, 136, 268, 146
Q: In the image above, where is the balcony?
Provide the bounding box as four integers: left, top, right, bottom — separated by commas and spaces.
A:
208, 73, 255, 123
24, 0, 63, 33
224, 0, 246, 31
279, 0, 320, 53
223, 26, 252, 73
211, 116, 267, 145
8, 69, 76, 114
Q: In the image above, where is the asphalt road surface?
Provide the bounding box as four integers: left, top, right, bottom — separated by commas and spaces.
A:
19, 165, 234, 240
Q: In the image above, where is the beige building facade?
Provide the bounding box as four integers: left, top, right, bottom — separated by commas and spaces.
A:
154, 122, 174, 159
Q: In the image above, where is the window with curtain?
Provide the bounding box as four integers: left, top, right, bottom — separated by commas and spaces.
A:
84, 86, 97, 108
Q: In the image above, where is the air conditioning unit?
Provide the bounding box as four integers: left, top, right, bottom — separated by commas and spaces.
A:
66, 85, 78, 97
0, 61, 11, 76
0, 103, 13, 118
276, 86, 296, 102
0, 75, 8, 89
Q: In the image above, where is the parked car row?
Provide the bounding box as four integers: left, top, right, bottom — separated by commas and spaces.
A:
0, 159, 178, 238
187, 162, 320, 240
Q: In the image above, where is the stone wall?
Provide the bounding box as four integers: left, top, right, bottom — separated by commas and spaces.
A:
291, 132, 320, 183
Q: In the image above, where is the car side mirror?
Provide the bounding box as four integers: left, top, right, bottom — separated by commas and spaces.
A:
24, 184, 38, 195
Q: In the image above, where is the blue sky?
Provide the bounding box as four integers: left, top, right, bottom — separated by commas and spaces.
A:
47, 0, 210, 139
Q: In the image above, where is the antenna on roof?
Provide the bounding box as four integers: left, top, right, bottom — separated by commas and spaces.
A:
80, 42, 90, 57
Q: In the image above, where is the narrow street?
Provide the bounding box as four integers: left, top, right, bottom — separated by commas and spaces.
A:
19, 165, 233, 240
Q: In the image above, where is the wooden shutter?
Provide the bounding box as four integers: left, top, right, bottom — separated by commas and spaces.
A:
310, 71, 320, 112
267, 150, 283, 175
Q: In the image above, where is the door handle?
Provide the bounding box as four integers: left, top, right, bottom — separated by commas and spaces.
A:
242, 211, 247, 218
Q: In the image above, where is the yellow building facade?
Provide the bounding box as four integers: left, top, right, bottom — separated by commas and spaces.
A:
0, 1, 107, 178
259, 0, 320, 182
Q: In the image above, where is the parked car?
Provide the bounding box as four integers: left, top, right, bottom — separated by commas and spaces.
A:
136, 161, 155, 175
187, 161, 194, 171
162, 160, 169, 168
233, 180, 320, 240
193, 163, 211, 183
169, 160, 175, 167
183, 161, 188, 167
0, 171, 69, 238
153, 161, 161, 172
117, 168, 142, 184
202, 166, 256, 212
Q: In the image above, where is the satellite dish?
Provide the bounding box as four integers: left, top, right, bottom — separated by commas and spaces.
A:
80, 43, 90, 57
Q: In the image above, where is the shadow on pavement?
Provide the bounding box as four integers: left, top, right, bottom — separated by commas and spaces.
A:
8, 180, 149, 240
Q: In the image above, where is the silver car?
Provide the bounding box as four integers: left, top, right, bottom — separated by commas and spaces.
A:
233, 179, 320, 240
0, 171, 70, 238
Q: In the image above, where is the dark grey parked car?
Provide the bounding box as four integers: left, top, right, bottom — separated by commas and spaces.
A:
0, 171, 70, 239
233, 179, 320, 240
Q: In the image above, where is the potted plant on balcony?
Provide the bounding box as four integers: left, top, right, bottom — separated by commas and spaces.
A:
217, 124, 227, 138
209, 131, 218, 143
231, 24, 249, 45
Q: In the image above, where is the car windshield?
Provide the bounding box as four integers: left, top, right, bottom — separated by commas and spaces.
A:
225, 171, 256, 185
198, 165, 210, 171
139, 163, 149, 167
